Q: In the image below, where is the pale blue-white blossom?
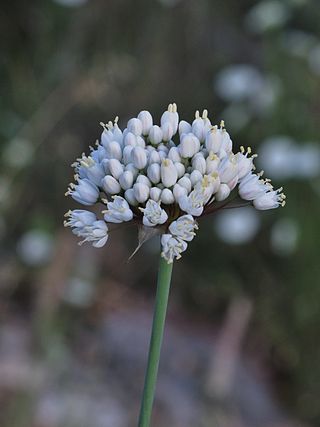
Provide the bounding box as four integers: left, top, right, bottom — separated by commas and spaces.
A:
65, 103, 285, 262
161, 234, 188, 263
140, 200, 168, 227
103, 196, 133, 223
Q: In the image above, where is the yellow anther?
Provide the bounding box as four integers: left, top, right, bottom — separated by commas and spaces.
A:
202, 109, 208, 119
220, 120, 225, 128
195, 110, 200, 119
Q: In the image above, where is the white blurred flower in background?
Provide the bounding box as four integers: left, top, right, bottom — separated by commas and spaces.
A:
271, 218, 299, 255
3, 138, 34, 168
308, 44, 320, 76
281, 30, 318, 59
245, 0, 291, 34
62, 277, 94, 307
52, 0, 88, 7
214, 207, 260, 245
258, 136, 320, 180
214, 65, 281, 130
17, 230, 54, 267
215, 65, 265, 103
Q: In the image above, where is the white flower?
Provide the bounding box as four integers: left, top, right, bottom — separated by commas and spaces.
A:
253, 188, 286, 210
168, 147, 181, 162
177, 176, 192, 193
79, 220, 109, 248
140, 200, 168, 226
161, 122, 174, 141
65, 211, 108, 248
150, 187, 162, 202
218, 154, 238, 183
64, 209, 97, 230
102, 175, 121, 195
178, 133, 200, 158
147, 163, 161, 184
132, 146, 148, 169
148, 125, 163, 145
215, 183, 231, 201
235, 146, 256, 179
127, 118, 143, 135
161, 188, 175, 204
178, 120, 192, 136
66, 104, 285, 258
174, 162, 186, 178
205, 127, 221, 153
103, 196, 133, 223
161, 234, 188, 263
137, 110, 153, 135
178, 189, 206, 216
161, 103, 179, 134
105, 140, 122, 160
238, 173, 271, 200
133, 182, 150, 203
124, 188, 138, 206
206, 152, 220, 173
66, 178, 100, 205
161, 159, 178, 187
173, 184, 187, 202
108, 158, 124, 180
119, 170, 134, 190
192, 153, 206, 174
169, 214, 198, 241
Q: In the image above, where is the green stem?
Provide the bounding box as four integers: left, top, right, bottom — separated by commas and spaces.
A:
138, 256, 174, 427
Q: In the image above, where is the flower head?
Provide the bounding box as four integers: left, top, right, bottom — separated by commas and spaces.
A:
65, 104, 285, 261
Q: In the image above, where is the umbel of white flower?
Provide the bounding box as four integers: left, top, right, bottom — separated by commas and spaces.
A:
64, 104, 286, 264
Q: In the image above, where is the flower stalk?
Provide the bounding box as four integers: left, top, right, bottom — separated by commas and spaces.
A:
138, 255, 173, 427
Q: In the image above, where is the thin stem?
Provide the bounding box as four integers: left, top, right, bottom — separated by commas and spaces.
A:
138, 256, 174, 427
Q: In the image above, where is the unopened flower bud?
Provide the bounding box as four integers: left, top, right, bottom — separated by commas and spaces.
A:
174, 162, 185, 178
161, 159, 178, 188
173, 184, 187, 201
125, 163, 139, 180
124, 132, 137, 147
192, 154, 206, 174
178, 120, 192, 137
132, 146, 147, 169
215, 183, 230, 201
102, 175, 121, 195
148, 125, 163, 145
127, 118, 143, 135
205, 127, 221, 153
148, 150, 161, 165
206, 152, 220, 173
150, 187, 162, 202
122, 145, 133, 165
133, 183, 150, 203
124, 188, 138, 206
136, 174, 152, 188
177, 176, 192, 193
137, 110, 153, 135
147, 163, 161, 184
119, 170, 134, 190
105, 140, 122, 160
108, 158, 124, 180
190, 169, 203, 186
161, 188, 175, 204
168, 147, 181, 162
179, 133, 200, 158
161, 122, 174, 142
136, 136, 146, 148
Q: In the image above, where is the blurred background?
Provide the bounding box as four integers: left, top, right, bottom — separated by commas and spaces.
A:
1, 0, 320, 426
